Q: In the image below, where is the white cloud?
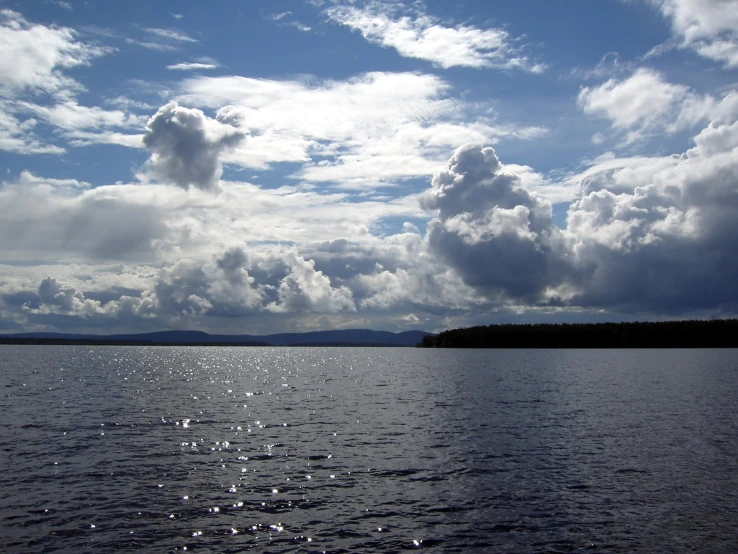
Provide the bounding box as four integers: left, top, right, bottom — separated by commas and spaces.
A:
289, 21, 312, 33
144, 27, 198, 43
167, 62, 219, 71
18, 99, 145, 131
179, 72, 545, 187
266, 252, 356, 313
502, 163, 577, 204
266, 11, 292, 21
578, 68, 715, 144
127, 27, 198, 52
0, 9, 108, 99
0, 106, 65, 155
11, 99, 146, 149
647, 0, 738, 67
323, 1, 544, 72
17, 170, 90, 189
104, 96, 155, 111
0, 11, 143, 154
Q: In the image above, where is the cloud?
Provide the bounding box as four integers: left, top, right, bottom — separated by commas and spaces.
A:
6, 94, 738, 330
0, 107, 66, 155
167, 62, 219, 71
15, 100, 146, 147
564, 92, 738, 312
0, 11, 144, 154
422, 144, 574, 303
647, 0, 738, 67
0, 9, 108, 98
266, 12, 292, 21
578, 68, 715, 144
154, 248, 264, 317
323, 0, 544, 72
144, 27, 198, 43
16, 170, 90, 189
18, 100, 144, 130
0, 175, 168, 261
142, 102, 244, 190
289, 21, 312, 33
32, 276, 115, 316
179, 71, 545, 188
266, 252, 356, 313
127, 27, 198, 52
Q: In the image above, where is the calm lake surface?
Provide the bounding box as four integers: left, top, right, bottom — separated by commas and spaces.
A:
1, 346, 737, 553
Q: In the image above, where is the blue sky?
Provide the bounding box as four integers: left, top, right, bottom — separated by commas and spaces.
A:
1, 0, 738, 334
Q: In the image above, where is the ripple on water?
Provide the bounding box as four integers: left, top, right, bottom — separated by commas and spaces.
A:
1, 346, 738, 552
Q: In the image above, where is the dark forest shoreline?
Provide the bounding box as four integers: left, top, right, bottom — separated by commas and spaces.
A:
418, 319, 738, 348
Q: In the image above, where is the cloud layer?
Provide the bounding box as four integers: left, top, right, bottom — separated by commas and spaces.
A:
2, 3, 738, 335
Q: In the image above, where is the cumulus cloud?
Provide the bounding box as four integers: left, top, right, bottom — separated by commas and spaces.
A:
422, 144, 574, 303
142, 102, 244, 190
578, 68, 715, 144
569, 95, 738, 313
154, 248, 264, 317
33, 276, 113, 316
413, 122, 738, 315
266, 252, 356, 313
323, 1, 544, 72
411, 91, 738, 315
647, 0, 738, 67
77, 247, 355, 320
564, 92, 738, 312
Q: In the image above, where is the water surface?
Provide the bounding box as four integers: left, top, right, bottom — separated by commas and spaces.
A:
1, 346, 737, 552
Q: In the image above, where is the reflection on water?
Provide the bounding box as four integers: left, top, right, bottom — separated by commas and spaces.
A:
1, 346, 737, 552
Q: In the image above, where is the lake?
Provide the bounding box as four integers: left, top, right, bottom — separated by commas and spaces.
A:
1, 346, 737, 553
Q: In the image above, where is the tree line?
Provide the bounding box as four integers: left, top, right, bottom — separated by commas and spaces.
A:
418, 319, 738, 348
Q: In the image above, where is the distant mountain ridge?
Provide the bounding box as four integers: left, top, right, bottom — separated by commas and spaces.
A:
1, 328, 433, 347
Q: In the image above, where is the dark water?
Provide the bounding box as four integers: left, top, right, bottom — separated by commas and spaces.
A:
1, 346, 737, 553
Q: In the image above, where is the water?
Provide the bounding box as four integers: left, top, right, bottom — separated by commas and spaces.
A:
1, 346, 737, 553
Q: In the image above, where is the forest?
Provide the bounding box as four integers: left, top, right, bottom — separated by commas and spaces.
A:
418, 319, 738, 348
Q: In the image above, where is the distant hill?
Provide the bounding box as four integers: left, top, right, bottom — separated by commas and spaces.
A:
0, 328, 432, 347
418, 319, 738, 348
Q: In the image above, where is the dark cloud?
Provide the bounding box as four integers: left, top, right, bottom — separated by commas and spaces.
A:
422, 144, 574, 303
0, 179, 166, 261
143, 102, 244, 190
